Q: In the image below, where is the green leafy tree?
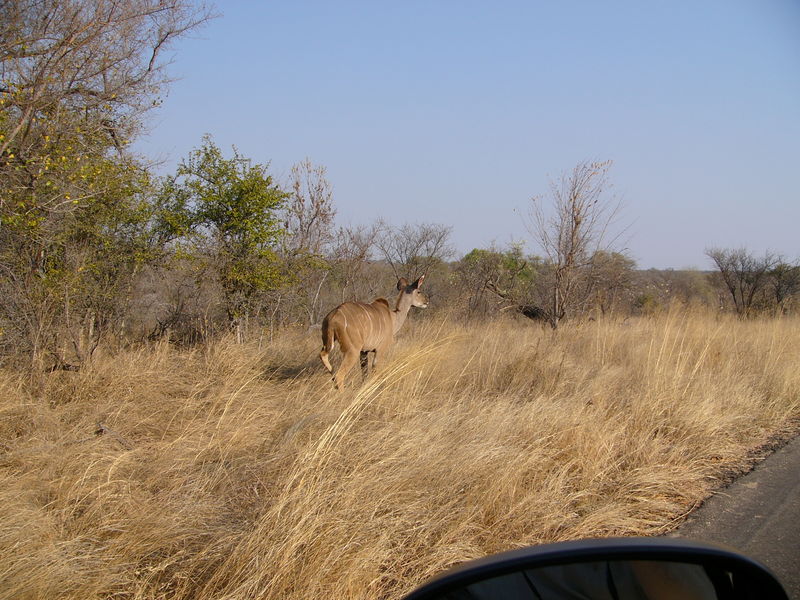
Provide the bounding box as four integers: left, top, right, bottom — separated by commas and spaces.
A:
457, 244, 543, 320
0, 155, 156, 367
1, 0, 212, 250
0, 0, 212, 367
160, 136, 289, 333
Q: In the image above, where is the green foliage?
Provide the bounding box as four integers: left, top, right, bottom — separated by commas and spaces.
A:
0, 0, 211, 364
461, 244, 539, 286
0, 147, 157, 363
158, 135, 289, 322
179, 137, 285, 247
0, 1, 213, 363
633, 293, 660, 315
457, 244, 545, 320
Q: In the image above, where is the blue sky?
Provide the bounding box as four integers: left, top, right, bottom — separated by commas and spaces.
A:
135, 1, 800, 269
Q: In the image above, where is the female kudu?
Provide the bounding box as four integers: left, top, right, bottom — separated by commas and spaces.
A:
319, 276, 428, 389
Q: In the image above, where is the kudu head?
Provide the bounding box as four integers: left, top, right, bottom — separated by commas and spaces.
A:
396, 275, 429, 309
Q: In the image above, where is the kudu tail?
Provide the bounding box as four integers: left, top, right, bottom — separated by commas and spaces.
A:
319, 318, 335, 374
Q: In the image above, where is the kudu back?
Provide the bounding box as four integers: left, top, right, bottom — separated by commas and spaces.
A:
320, 276, 428, 389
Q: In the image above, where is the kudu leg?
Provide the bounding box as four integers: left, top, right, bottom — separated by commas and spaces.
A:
334, 350, 359, 390
360, 351, 375, 379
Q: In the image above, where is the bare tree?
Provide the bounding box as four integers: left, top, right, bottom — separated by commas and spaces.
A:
1, 0, 214, 162
329, 224, 378, 303
585, 250, 637, 316
374, 221, 454, 280
526, 160, 623, 328
770, 259, 800, 314
282, 158, 336, 256
706, 247, 777, 316
277, 158, 337, 326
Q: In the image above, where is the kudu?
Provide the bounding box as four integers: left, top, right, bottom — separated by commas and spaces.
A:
320, 276, 428, 389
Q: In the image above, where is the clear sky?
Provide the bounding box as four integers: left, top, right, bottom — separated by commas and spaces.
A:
134, 1, 800, 269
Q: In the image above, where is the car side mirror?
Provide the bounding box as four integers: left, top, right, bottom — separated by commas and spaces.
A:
402, 537, 789, 600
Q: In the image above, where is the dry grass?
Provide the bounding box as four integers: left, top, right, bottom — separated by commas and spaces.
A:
1, 309, 799, 599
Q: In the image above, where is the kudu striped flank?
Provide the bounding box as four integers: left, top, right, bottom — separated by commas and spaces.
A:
320, 276, 428, 389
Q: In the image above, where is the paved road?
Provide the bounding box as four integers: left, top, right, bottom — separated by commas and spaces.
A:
669, 435, 800, 599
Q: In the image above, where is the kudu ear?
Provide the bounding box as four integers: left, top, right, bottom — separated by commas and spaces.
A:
414, 275, 425, 289
397, 278, 409, 291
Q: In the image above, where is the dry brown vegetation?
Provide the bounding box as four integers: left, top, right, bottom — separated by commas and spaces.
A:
1, 309, 799, 600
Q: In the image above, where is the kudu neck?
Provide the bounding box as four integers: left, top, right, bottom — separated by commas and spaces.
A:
392, 290, 414, 334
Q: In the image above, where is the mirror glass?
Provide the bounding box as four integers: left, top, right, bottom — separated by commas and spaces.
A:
430, 559, 735, 600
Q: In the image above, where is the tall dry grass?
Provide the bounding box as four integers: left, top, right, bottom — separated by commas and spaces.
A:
1, 309, 799, 599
